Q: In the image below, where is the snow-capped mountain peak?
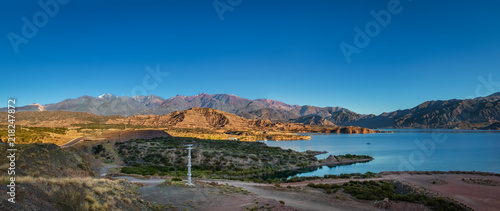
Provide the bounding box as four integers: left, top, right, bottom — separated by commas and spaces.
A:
98, 93, 117, 101
29, 103, 45, 111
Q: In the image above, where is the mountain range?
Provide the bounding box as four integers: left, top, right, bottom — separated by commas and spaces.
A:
3, 92, 500, 129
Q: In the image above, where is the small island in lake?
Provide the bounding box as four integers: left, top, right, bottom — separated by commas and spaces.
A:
319, 154, 374, 167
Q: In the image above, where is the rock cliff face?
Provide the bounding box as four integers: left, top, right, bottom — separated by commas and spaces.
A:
106, 108, 250, 129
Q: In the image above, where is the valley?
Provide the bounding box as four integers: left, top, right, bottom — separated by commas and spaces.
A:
0, 97, 498, 210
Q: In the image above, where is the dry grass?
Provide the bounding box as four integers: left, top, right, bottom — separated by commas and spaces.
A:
0, 176, 143, 210
94, 186, 110, 195
62, 168, 92, 177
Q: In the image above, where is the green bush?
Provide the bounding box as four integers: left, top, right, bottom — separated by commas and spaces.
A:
117, 136, 319, 178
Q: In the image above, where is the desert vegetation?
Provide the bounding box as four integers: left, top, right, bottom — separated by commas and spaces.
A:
0, 127, 68, 144
248, 171, 379, 184
308, 180, 471, 210
116, 137, 320, 178
0, 143, 97, 178
116, 136, 373, 181
165, 126, 311, 141
0, 176, 147, 210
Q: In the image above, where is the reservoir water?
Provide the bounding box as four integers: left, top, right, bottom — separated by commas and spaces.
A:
263, 129, 500, 177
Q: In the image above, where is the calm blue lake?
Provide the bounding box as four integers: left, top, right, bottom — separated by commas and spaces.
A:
263, 129, 500, 177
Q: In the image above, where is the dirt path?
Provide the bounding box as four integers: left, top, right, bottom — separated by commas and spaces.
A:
137, 185, 280, 211
198, 178, 387, 188
115, 175, 380, 210
59, 136, 84, 148
198, 180, 379, 211
115, 176, 166, 186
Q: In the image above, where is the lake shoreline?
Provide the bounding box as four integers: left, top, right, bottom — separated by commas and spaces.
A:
264, 129, 500, 176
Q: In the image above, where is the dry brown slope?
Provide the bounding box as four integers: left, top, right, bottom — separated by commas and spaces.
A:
96, 130, 172, 142
106, 107, 250, 129
0, 111, 121, 127
1, 108, 379, 134
106, 107, 379, 134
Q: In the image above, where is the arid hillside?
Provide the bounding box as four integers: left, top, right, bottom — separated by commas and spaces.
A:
0, 111, 121, 127
105, 107, 377, 134
1, 108, 378, 134
0, 108, 380, 144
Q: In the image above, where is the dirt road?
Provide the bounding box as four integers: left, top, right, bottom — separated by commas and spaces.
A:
59, 136, 84, 148
198, 179, 382, 211
120, 176, 381, 210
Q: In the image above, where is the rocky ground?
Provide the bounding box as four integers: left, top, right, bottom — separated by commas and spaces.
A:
122, 176, 437, 211
384, 172, 500, 211
108, 170, 500, 210
139, 182, 296, 211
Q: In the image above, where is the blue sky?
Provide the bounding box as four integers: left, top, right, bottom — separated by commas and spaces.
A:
1, 0, 499, 114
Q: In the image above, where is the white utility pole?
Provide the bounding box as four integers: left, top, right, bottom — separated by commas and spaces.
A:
186, 144, 194, 186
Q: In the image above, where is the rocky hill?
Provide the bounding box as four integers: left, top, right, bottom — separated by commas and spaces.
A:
0, 108, 378, 135
105, 107, 375, 134
106, 108, 251, 129
0, 143, 97, 178
0, 143, 147, 210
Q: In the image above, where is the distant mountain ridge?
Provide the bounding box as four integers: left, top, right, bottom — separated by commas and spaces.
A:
2, 92, 500, 129
4, 93, 357, 121
344, 93, 500, 129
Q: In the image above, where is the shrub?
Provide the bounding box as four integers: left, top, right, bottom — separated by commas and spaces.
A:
171, 177, 182, 182
56, 189, 86, 211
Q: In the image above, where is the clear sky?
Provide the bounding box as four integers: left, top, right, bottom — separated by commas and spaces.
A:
1, 0, 499, 115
